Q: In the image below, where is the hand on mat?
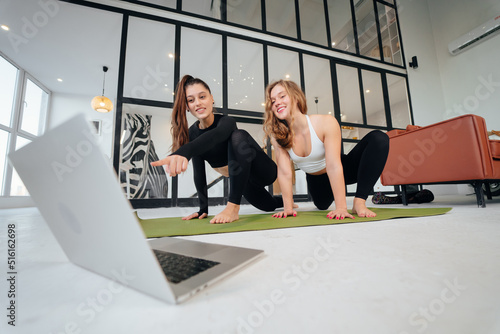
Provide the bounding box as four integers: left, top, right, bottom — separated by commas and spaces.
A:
151, 155, 188, 177
327, 208, 354, 220
272, 209, 297, 218
182, 212, 208, 220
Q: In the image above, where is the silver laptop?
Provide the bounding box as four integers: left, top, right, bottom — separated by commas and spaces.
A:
8, 113, 264, 304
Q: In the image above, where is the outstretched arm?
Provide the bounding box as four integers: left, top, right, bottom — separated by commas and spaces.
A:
150, 155, 188, 177
172, 116, 237, 160
151, 116, 236, 177
271, 137, 297, 218
321, 115, 354, 220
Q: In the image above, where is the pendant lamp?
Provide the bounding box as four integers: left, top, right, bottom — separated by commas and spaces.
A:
91, 66, 113, 113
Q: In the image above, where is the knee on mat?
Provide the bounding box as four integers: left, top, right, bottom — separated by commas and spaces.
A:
314, 201, 331, 211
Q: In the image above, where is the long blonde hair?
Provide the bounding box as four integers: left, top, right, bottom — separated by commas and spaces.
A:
263, 80, 307, 149
171, 75, 212, 152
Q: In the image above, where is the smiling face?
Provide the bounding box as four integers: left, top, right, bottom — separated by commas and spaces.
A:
185, 83, 214, 125
270, 85, 291, 119
270, 84, 295, 120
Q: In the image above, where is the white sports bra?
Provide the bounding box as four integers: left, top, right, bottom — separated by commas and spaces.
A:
287, 115, 326, 174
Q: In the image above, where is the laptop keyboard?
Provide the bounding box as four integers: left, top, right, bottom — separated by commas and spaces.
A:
152, 249, 220, 284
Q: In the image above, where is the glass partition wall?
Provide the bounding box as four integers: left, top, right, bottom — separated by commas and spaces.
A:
121, 0, 405, 65
102, 0, 412, 208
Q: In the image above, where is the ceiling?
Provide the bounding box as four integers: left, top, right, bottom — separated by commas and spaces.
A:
0, 0, 122, 97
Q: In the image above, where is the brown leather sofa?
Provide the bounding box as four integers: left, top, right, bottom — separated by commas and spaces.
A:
380, 114, 500, 207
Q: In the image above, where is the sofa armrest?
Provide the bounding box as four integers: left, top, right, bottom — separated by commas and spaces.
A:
381, 114, 496, 185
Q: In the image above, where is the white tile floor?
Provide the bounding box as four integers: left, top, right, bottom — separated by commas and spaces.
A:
1, 194, 499, 334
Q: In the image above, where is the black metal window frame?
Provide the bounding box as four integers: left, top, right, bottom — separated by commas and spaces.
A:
116, 0, 407, 69
62, 0, 412, 208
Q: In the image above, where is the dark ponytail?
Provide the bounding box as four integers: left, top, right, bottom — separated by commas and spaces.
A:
171, 75, 212, 152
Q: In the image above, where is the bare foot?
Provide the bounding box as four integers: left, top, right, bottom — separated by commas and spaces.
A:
352, 197, 377, 218
210, 202, 240, 224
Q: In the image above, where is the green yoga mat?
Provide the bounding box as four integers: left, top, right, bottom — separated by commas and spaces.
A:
137, 207, 452, 238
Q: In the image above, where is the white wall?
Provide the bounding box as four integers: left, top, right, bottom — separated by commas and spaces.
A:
399, 0, 500, 128
49, 93, 115, 158
396, 0, 446, 126
427, 0, 500, 126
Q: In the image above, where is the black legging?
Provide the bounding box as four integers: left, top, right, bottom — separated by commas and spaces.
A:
227, 129, 283, 211
306, 130, 389, 210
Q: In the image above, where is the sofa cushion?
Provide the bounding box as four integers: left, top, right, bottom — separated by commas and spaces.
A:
491, 140, 500, 160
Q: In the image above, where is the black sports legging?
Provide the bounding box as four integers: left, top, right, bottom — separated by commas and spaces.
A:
306, 130, 389, 210
227, 129, 283, 211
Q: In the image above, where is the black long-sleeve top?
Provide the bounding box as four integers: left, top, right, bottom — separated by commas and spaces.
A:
172, 114, 237, 215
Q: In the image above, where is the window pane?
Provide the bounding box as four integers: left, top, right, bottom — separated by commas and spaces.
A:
266, 0, 297, 38
182, 0, 221, 19
362, 70, 386, 127
299, 0, 328, 46
10, 136, 31, 196
237, 121, 266, 148
136, 0, 176, 9
119, 104, 173, 199
0, 130, 8, 195
294, 169, 308, 195
267, 47, 301, 84
377, 3, 402, 65
180, 27, 223, 108
337, 65, 363, 124
328, 0, 356, 53
355, 0, 380, 59
387, 74, 411, 128
303, 55, 334, 116
20, 79, 48, 136
0, 56, 18, 127
343, 141, 356, 153
343, 141, 357, 194
227, 38, 265, 112
341, 126, 378, 140
124, 17, 175, 102
227, 0, 262, 30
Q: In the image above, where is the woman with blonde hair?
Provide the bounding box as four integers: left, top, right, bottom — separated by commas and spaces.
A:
264, 80, 389, 219
152, 75, 283, 224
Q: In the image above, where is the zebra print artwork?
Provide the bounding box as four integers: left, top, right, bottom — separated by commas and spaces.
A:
120, 113, 168, 199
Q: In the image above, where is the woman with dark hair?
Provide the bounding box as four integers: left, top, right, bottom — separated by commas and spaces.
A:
263, 80, 389, 219
152, 75, 283, 224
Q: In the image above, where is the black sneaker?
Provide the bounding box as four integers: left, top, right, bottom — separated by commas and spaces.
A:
408, 189, 434, 204
372, 192, 403, 204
